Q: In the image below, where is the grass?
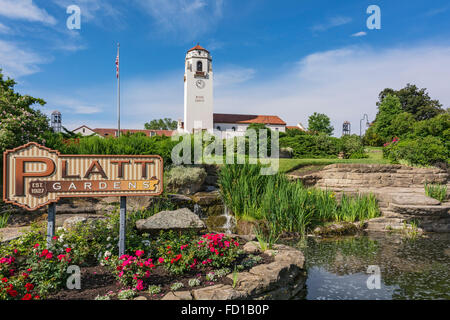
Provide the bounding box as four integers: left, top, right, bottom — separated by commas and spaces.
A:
424, 183, 448, 202
0, 212, 10, 229
279, 157, 389, 173
219, 164, 381, 236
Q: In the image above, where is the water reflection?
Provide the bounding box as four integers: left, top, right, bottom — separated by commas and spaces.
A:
282, 233, 450, 300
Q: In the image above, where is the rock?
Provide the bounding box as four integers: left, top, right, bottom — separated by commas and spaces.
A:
191, 191, 221, 206
243, 242, 261, 254
391, 194, 441, 206
313, 222, 360, 237
205, 215, 227, 231
136, 208, 206, 233
192, 284, 244, 300
133, 296, 148, 300
63, 216, 88, 230
126, 196, 154, 212
161, 291, 192, 300
167, 194, 193, 207
61, 215, 107, 231
0, 227, 31, 243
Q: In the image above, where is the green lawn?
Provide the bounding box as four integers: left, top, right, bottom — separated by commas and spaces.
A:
279, 148, 389, 173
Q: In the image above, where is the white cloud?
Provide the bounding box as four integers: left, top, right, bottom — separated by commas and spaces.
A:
135, 0, 225, 41
0, 40, 48, 77
213, 45, 450, 136
0, 0, 57, 25
57, 44, 450, 137
0, 22, 12, 34
312, 16, 352, 32
52, 0, 121, 22
214, 66, 256, 87
351, 31, 367, 37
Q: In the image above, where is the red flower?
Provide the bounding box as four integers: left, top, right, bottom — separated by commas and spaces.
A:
33, 244, 40, 249
22, 294, 33, 300
25, 283, 34, 292
1, 277, 8, 283
66, 248, 72, 253
7, 289, 18, 297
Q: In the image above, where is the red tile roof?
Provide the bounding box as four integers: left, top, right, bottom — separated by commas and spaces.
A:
286, 126, 305, 131
92, 128, 175, 137
213, 113, 286, 126
188, 44, 209, 53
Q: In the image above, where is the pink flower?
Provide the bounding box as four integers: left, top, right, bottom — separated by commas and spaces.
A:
158, 257, 164, 263
135, 250, 144, 257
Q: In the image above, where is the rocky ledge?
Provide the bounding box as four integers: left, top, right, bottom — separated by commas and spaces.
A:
160, 242, 306, 300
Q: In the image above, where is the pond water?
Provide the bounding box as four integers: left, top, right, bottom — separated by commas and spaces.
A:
282, 233, 450, 300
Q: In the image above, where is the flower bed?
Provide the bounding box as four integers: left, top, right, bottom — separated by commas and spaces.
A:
0, 218, 274, 300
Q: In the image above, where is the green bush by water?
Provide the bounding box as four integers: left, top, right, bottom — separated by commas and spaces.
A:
219, 164, 381, 235
425, 183, 448, 202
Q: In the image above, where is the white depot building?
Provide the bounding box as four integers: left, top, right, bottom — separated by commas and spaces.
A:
73, 44, 303, 139
180, 44, 288, 138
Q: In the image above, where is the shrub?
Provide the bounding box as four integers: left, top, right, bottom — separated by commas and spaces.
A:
155, 232, 241, 274
170, 282, 184, 291
338, 135, 367, 159
383, 136, 448, 166
218, 164, 381, 234
165, 165, 206, 194
105, 250, 155, 291
0, 240, 74, 299
280, 134, 340, 159
148, 285, 162, 294
117, 289, 136, 300
188, 278, 201, 287
425, 183, 448, 202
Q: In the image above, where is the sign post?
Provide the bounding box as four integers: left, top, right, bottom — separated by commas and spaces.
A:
3, 142, 163, 255
119, 196, 126, 257
47, 203, 56, 248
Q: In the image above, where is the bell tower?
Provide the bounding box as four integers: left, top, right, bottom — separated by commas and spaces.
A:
184, 44, 214, 134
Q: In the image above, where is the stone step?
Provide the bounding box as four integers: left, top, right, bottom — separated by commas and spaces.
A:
380, 210, 405, 219
388, 203, 450, 216
390, 194, 441, 206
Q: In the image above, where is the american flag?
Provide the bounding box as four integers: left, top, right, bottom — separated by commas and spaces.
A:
115, 54, 119, 78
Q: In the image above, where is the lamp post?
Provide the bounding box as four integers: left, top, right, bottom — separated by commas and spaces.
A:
360, 114, 370, 138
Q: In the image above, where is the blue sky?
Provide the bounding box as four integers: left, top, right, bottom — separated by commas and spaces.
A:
1, 0, 450, 135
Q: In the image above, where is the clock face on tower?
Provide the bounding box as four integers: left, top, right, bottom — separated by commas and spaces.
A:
196, 79, 206, 89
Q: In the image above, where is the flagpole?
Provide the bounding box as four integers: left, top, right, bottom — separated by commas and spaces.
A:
117, 43, 121, 138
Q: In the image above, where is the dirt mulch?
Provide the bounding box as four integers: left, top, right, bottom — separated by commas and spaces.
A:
49, 252, 274, 300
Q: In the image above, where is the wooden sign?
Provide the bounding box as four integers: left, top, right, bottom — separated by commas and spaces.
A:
3, 142, 163, 211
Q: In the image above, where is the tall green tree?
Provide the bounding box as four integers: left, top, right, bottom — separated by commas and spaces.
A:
372, 95, 403, 142
0, 70, 51, 155
378, 84, 444, 121
144, 118, 177, 130
307, 112, 334, 136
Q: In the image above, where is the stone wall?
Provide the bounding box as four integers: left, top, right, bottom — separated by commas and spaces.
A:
310, 164, 448, 189
160, 242, 307, 300
291, 163, 450, 233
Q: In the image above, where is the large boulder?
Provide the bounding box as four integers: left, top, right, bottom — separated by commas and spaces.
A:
136, 208, 206, 233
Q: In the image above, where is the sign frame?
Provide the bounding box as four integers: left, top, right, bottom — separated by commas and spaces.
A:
3, 142, 164, 211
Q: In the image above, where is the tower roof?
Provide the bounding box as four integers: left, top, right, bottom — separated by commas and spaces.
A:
188, 44, 209, 53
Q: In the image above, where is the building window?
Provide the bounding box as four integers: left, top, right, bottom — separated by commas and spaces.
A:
216, 126, 221, 131
232, 127, 236, 131
197, 61, 203, 72
82, 128, 85, 133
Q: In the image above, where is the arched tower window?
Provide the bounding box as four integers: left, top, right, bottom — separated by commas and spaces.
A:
197, 61, 203, 72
